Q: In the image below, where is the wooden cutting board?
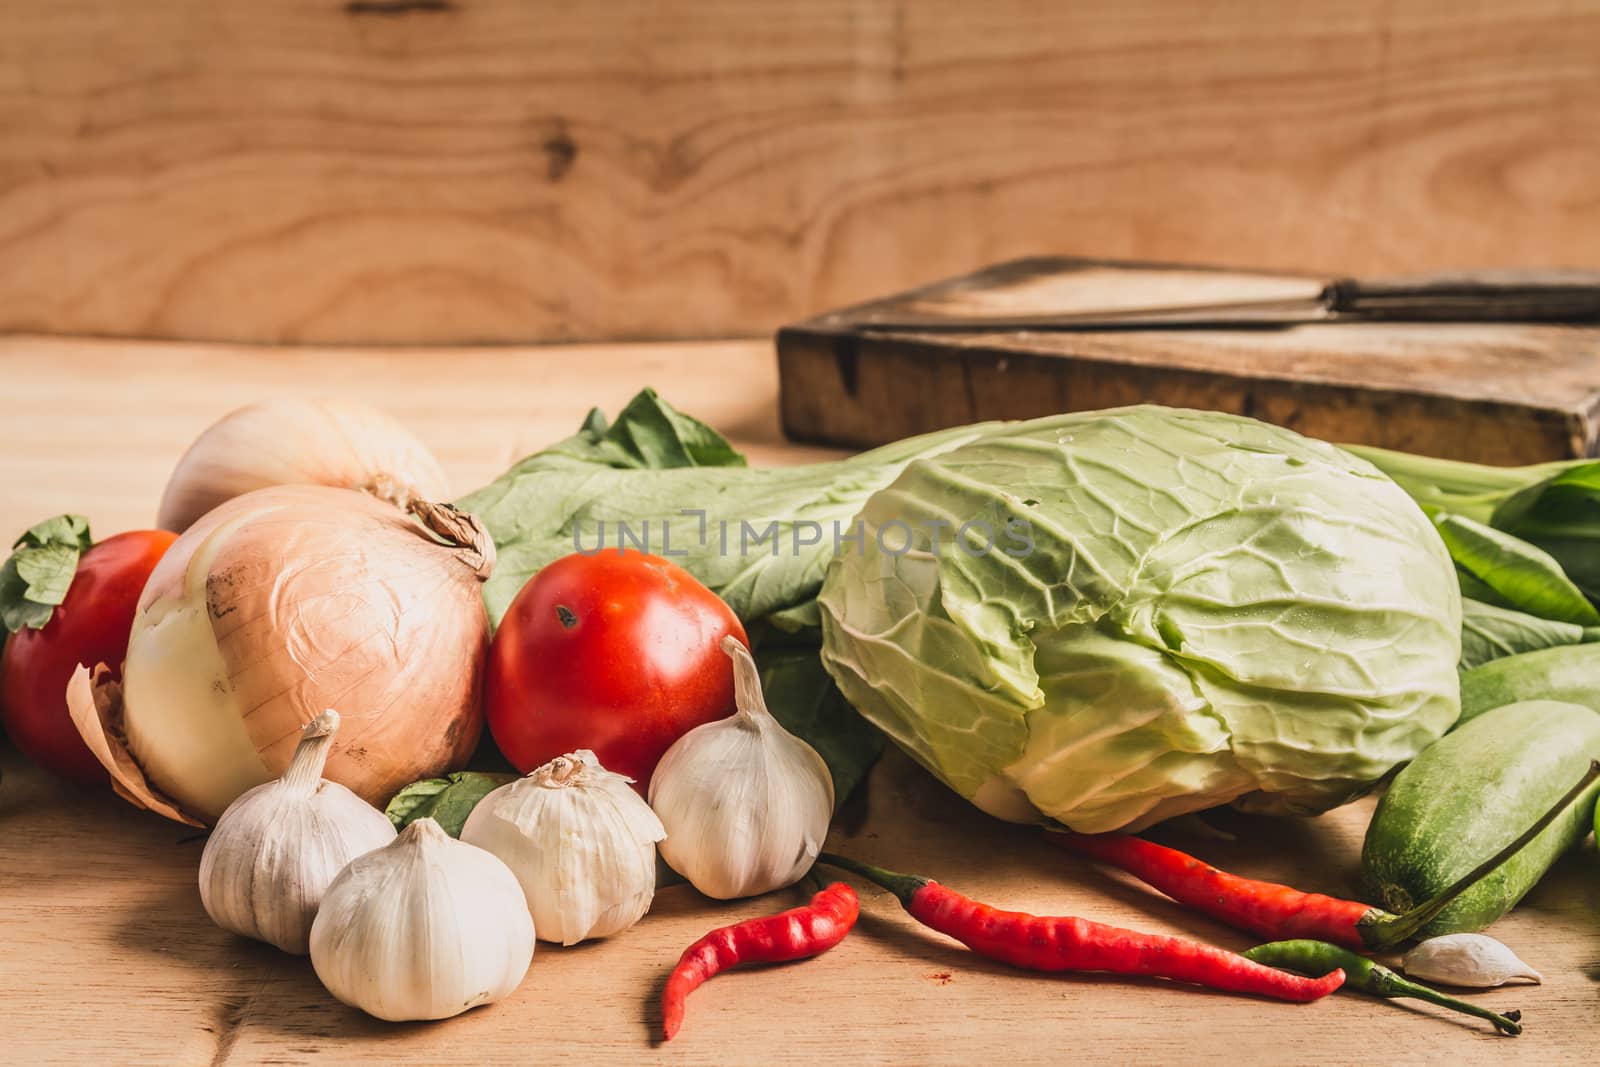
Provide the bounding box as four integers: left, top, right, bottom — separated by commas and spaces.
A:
776, 258, 1600, 464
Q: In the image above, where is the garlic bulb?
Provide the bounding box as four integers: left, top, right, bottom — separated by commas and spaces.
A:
649, 637, 834, 899
157, 398, 450, 532
462, 750, 665, 945
1402, 933, 1542, 988
68, 484, 492, 825
198, 709, 396, 954
310, 817, 534, 1022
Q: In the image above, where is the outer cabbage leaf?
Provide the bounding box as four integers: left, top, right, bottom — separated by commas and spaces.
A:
819, 406, 1462, 832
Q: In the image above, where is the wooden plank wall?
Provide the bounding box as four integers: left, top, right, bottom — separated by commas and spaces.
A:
1, 0, 1597, 346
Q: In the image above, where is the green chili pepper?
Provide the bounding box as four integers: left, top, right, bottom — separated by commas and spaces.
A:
1243, 939, 1522, 1036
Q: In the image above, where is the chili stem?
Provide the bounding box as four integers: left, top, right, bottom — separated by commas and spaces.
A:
1244, 940, 1522, 1036
1375, 974, 1524, 1035
817, 852, 928, 904
1362, 758, 1600, 947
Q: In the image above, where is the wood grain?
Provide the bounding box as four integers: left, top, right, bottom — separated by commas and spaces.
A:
2, 336, 1599, 1065
2, 1, 1599, 345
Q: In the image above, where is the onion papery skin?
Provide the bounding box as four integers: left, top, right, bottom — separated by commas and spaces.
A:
156, 398, 451, 533
110, 484, 491, 823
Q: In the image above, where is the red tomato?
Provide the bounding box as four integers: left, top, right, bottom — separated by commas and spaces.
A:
0, 529, 177, 784
486, 550, 748, 789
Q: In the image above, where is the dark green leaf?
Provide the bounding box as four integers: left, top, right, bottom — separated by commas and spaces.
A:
15, 544, 80, 606
1458, 597, 1600, 670
1455, 569, 1508, 608
1435, 514, 1600, 626
1494, 466, 1600, 605
547, 388, 747, 472
0, 559, 54, 633
1540, 536, 1600, 604
16, 514, 92, 554
610, 388, 748, 470
755, 641, 883, 810
384, 771, 516, 837
0, 514, 93, 635
383, 777, 451, 826
579, 406, 609, 439
1491, 460, 1600, 538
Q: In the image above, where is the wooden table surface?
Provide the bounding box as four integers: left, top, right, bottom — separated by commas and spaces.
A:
1, 335, 1596, 1065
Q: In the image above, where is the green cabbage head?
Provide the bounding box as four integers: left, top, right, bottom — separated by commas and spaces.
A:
817, 406, 1461, 832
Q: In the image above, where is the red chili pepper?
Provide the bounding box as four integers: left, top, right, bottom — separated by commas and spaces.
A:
1049, 831, 1376, 950
1046, 760, 1600, 951
819, 853, 1344, 1003
661, 881, 859, 1041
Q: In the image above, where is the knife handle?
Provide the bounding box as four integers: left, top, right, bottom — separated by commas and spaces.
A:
1327, 270, 1600, 321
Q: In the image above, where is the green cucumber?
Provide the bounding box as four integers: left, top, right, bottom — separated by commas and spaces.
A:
1458, 644, 1600, 726
1362, 700, 1600, 937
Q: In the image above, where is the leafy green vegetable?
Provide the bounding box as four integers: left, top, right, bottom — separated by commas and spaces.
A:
1539, 536, 1600, 605
1434, 514, 1600, 626
818, 408, 1462, 832
1345, 446, 1600, 605
383, 776, 451, 822
555, 388, 748, 472
1459, 597, 1600, 669
384, 771, 516, 836
21, 514, 93, 552
1491, 460, 1600, 539
459, 389, 993, 629
1340, 448, 1578, 523
0, 515, 93, 635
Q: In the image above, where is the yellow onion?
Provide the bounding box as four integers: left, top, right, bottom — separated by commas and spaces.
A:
69, 485, 492, 825
156, 398, 450, 532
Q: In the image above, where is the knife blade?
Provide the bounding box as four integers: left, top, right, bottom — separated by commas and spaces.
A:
856, 269, 1600, 332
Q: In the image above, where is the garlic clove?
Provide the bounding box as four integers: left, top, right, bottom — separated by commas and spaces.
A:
310, 817, 534, 1021
649, 637, 834, 900
462, 749, 665, 945
1402, 933, 1543, 989
198, 710, 397, 954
